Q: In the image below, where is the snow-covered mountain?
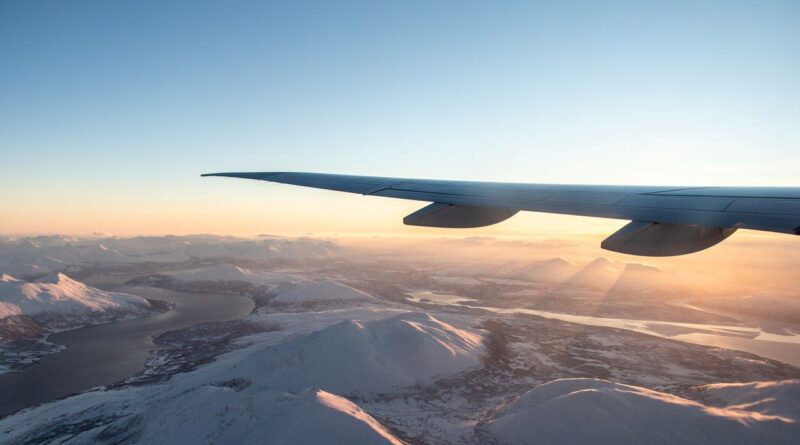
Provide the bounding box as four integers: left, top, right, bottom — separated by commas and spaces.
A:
486, 378, 800, 445
1, 274, 157, 374
1, 285, 798, 445
162, 265, 379, 311
0, 384, 404, 445
179, 236, 341, 260
564, 257, 621, 291
133, 387, 405, 445
267, 280, 380, 312
0, 273, 150, 320
167, 263, 296, 286
606, 263, 693, 298
241, 312, 483, 393
438, 258, 578, 284
0, 311, 481, 443
2, 237, 799, 444
690, 380, 800, 422
510, 258, 578, 283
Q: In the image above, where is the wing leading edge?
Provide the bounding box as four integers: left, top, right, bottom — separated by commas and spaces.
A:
202, 172, 800, 256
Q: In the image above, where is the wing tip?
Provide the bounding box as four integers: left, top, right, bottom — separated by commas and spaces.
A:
200, 172, 242, 177
200, 172, 286, 179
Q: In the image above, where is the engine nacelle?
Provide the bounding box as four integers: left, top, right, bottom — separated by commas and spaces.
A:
404, 203, 518, 228
601, 221, 737, 256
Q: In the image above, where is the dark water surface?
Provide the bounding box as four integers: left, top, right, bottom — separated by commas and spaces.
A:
0, 281, 253, 417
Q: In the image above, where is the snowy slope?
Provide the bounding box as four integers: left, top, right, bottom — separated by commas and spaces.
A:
606, 263, 693, 298
0, 384, 404, 445
0, 274, 156, 375
606, 263, 664, 297
0, 273, 150, 319
511, 258, 577, 283
0, 311, 483, 443
270, 280, 376, 304
487, 378, 800, 445
564, 257, 621, 291
133, 387, 405, 445
165, 265, 377, 310
691, 380, 800, 422
167, 263, 297, 286
239, 312, 483, 393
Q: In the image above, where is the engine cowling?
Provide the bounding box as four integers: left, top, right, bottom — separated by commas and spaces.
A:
601, 221, 737, 256
403, 203, 518, 228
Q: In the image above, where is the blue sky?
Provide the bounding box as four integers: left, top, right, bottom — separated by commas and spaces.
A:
1, 1, 799, 235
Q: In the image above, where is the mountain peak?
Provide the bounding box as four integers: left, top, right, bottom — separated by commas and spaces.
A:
1, 273, 149, 319
253, 311, 483, 393
588, 257, 612, 266
623, 263, 661, 273
545, 257, 571, 265
35, 272, 77, 285
1, 273, 20, 283
488, 378, 800, 444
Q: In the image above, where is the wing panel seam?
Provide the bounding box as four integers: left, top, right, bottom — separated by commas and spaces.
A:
644, 187, 718, 195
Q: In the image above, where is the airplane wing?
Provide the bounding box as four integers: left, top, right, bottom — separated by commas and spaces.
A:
202, 172, 800, 256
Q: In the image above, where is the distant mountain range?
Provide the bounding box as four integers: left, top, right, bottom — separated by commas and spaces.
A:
448, 255, 697, 298
0, 235, 341, 277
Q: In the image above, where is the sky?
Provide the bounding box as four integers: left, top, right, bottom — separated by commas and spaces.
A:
1, 0, 799, 236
